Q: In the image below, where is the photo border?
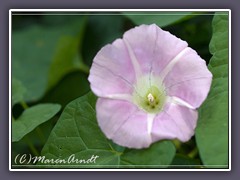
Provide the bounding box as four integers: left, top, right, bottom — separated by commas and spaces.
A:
9, 9, 231, 172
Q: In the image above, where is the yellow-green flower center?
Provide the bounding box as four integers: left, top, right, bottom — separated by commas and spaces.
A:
132, 75, 166, 114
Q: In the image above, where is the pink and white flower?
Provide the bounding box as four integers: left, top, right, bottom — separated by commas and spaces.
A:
88, 24, 212, 149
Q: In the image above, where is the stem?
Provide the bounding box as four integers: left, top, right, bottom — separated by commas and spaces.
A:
79, 62, 90, 74
188, 147, 198, 158
20, 101, 29, 109
24, 136, 39, 156
172, 139, 182, 150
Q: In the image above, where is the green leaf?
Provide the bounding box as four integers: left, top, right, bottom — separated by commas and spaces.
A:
12, 77, 26, 107
12, 16, 87, 102
12, 104, 61, 142
123, 12, 191, 27
195, 13, 229, 168
40, 92, 175, 168
47, 18, 89, 90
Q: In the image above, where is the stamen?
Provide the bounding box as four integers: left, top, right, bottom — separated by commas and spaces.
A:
147, 93, 155, 104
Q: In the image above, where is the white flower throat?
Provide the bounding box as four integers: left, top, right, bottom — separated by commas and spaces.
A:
132, 75, 167, 114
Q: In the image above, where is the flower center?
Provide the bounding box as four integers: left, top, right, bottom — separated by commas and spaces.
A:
132, 75, 166, 114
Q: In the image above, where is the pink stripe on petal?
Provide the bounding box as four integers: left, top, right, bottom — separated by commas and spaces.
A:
96, 98, 152, 149
163, 48, 212, 108
151, 102, 198, 142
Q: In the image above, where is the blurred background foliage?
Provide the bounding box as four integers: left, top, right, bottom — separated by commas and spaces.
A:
11, 12, 214, 167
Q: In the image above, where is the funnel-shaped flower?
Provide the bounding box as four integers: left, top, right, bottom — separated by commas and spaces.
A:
88, 24, 212, 149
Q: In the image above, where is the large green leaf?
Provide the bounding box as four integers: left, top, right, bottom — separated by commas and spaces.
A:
195, 13, 229, 168
40, 92, 175, 168
124, 12, 191, 27
12, 104, 61, 142
12, 16, 87, 102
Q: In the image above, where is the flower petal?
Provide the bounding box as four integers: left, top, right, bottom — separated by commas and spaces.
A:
123, 24, 188, 75
163, 48, 212, 108
88, 39, 136, 98
96, 98, 152, 149
151, 102, 198, 142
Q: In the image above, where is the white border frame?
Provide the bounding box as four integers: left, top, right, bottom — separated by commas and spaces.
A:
9, 9, 231, 172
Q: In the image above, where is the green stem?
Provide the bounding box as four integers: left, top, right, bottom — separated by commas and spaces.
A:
172, 139, 182, 150
79, 63, 90, 74
24, 136, 39, 156
20, 101, 29, 109
188, 147, 198, 158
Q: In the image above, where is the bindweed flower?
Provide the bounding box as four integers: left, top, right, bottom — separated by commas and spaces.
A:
88, 24, 212, 149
